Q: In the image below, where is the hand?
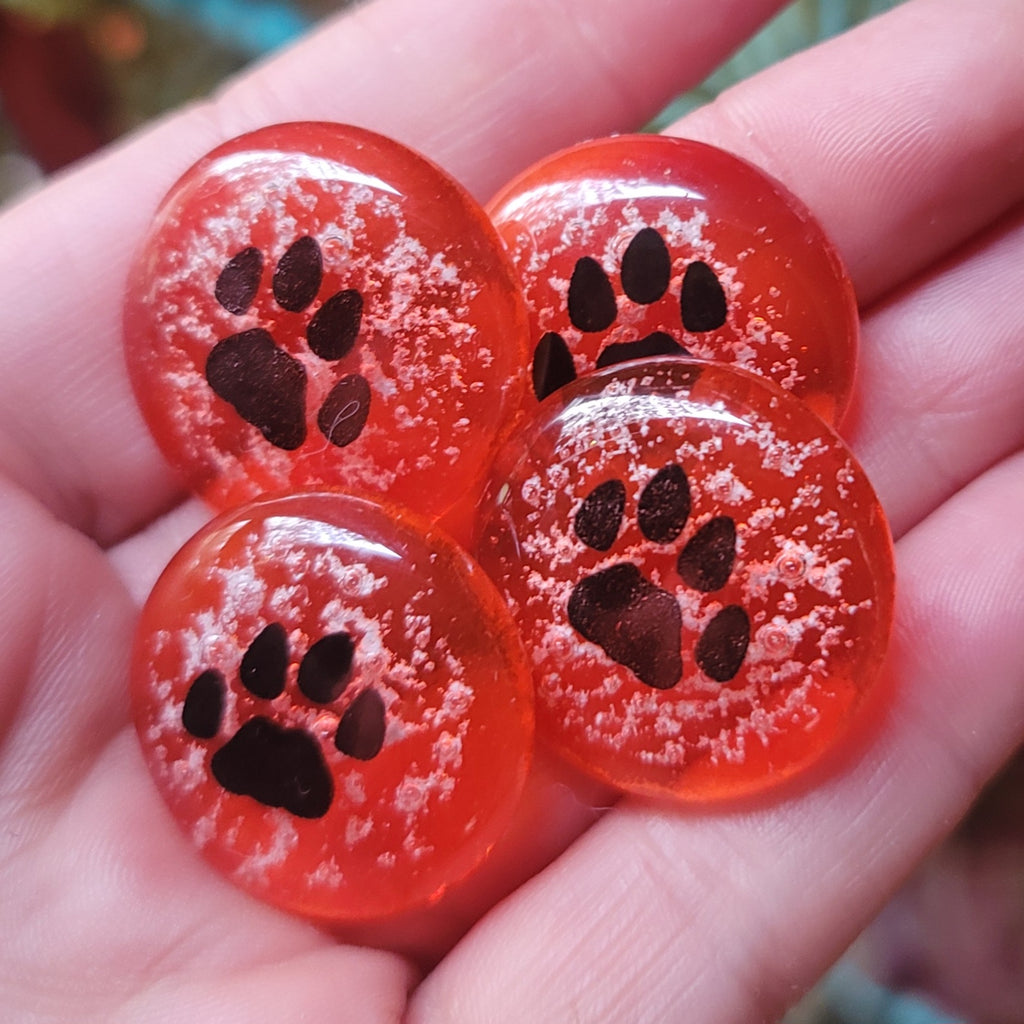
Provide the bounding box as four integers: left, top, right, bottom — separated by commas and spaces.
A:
1, 0, 1022, 1020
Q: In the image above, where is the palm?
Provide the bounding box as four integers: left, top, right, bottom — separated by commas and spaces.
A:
2, 0, 1022, 1020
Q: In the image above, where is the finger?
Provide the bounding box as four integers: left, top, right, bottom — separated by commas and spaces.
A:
219, 0, 788, 201
849, 207, 1024, 537
0, 0, 785, 546
6, 735, 416, 1022
111, 945, 409, 1024
672, 0, 1024, 307
408, 448, 1024, 1023
0, 480, 134, 805
106, 495, 213, 606
0, 480, 416, 1017
662, 0, 1024, 557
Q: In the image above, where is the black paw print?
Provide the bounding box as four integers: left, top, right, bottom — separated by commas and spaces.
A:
533, 226, 728, 400
181, 623, 386, 819
567, 464, 750, 690
206, 236, 370, 451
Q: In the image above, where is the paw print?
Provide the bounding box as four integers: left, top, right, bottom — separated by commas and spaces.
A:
181, 623, 386, 819
532, 226, 727, 400
206, 236, 371, 451
567, 464, 750, 690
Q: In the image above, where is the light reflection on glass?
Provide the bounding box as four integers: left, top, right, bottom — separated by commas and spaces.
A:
499, 178, 705, 222
262, 516, 402, 562
556, 388, 748, 441
213, 150, 402, 196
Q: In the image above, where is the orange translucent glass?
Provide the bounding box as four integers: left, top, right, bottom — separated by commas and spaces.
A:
131, 492, 534, 921
475, 359, 893, 801
487, 134, 858, 424
124, 122, 529, 517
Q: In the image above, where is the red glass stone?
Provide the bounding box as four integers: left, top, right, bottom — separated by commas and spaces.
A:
131, 492, 534, 921
487, 134, 859, 423
124, 122, 529, 517
474, 359, 894, 801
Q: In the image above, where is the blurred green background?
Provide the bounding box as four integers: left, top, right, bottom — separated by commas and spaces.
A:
2, 3, 1021, 1022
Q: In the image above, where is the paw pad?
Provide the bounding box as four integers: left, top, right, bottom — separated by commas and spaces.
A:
568, 465, 749, 690
532, 225, 719, 401
182, 623, 384, 820
206, 236, 370, 452
123, 121, 530, 518
487, 132, 860, 421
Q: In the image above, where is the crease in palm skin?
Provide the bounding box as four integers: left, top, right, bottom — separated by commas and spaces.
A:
1, 0, 1023, 1022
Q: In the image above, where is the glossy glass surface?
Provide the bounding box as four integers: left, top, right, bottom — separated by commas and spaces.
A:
132, 492, 534, 921
487, 134, 859, 423
475, 359, 893, 801
124, 122, 529, 517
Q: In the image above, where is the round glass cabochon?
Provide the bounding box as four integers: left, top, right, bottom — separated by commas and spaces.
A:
475, 358, 893, 801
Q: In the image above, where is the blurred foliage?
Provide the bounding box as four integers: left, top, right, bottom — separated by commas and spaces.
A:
0, 0, 98, 23
785, 963, 963, 1024
102, 7, 248, 133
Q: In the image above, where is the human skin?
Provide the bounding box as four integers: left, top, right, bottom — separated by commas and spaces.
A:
0, 0, 1023, 1021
